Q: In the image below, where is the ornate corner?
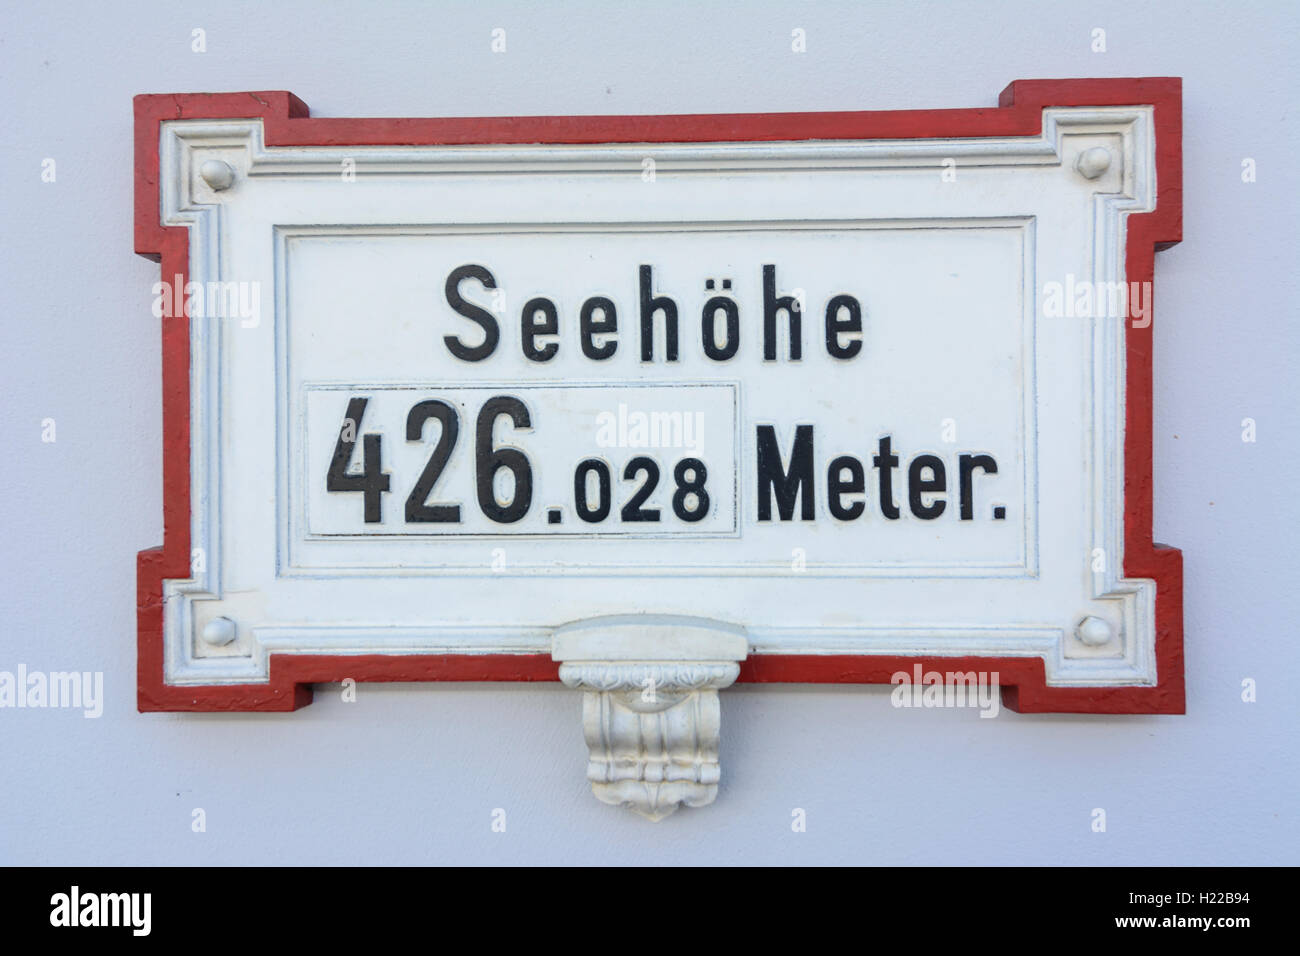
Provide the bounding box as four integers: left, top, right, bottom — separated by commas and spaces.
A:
553, 616, 748, 821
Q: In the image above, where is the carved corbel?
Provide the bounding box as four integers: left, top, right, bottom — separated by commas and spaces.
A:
552, 616, 748, 821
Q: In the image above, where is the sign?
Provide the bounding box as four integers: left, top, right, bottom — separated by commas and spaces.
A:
134, 80, 1184, 735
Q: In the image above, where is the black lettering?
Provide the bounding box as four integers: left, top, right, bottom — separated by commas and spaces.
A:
908, 454, 947, 519
621, 457, 661, 522
672, 458, 710, 521
824, 294, 863, 359
756, 424, 815, 521
580, 296, 618, 360
827, 455, 865, 520
762, 264, 801, 361
404, 400, 461, 523
326, 397, 390, 524
959, 454, 998, 520
701, 296, 739, 361
520, 297, 558, 362
639, 265, 678, 362
872, 435, 901, 520
443, 264, 500, 362
475, 396, 533, 523
574, 459, 612, 523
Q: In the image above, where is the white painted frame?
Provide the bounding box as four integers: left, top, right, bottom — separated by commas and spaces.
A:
156, 107, 1157, 691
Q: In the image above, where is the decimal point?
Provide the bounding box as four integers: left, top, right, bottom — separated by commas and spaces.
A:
548, 508, 563, 525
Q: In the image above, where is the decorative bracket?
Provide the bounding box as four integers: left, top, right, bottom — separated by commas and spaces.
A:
553, 616, 749, 821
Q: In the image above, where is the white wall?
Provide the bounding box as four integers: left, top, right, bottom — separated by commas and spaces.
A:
2, 0, 1295, 865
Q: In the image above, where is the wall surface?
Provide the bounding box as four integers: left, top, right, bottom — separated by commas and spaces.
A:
1, 0, 1296, 865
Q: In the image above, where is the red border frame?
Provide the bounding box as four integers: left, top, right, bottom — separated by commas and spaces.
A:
135, 79, 1183, 714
